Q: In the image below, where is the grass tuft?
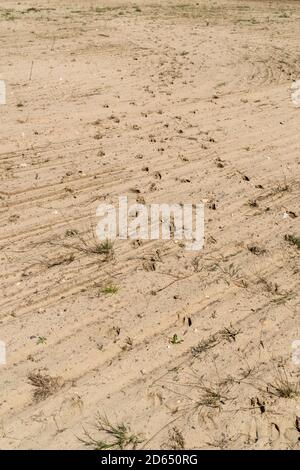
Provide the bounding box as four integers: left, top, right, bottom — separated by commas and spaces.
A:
267, 368, 299, 399
100, 282, 119, 295
81, 415, 143, 450
28, 372, 63, 402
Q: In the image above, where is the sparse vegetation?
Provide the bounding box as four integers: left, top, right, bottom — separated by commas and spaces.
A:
0, 8, 17, 21
215, 261, 248, 288
46, 253, 75, 268
2, 0, 299, 451
247, 244, 266, 256
50, 231, 114, 262
170, 334, 183, 345
256, 275, 293, 304
173, 377, 229, 415
65, 229, 79, 237
191, 334, 220, 357
28, 372, 63, 402
81, 415, 143, 450
195, 384, 226, 409
219, 325, 240, 343
267, 368, 299, 399
256, 275, 280, 295
89, 239, 114, 257
165, 426, 185, 450
284, 234, 300, 249
36, 336, 47, 345
100, 282, 119, 295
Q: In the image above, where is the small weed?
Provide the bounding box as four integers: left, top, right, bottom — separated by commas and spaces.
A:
36, 336, 47, 345
90, 239, 114, 257
272, 181, 289, 195
284, 234, 300, 249
81, 415, 143, 450
165, 426, 185, 450
191, 324, 241, 357
248, 199, 258, 208
216, 261, 248, 288
51, 230, 114, 262
65, 229, 79, 237
191, 334, 220, 357
270, 291, 294, 305
142, 258, 156, 272
100, 283, 119, 295
195, 385, 226, 409
170, 334, 183, 345
46, 253, 75, 268
256, 276, 279, 295
256, 275, 292, 304
121, 337, 133, 352
267, 368, 299, 399
219, 325, 240, 343
247, 244, 266, 256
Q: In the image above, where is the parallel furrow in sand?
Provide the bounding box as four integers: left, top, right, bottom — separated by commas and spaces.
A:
1, 290, 296, 443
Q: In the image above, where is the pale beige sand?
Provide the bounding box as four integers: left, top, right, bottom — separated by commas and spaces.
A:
0, 0, 299, 449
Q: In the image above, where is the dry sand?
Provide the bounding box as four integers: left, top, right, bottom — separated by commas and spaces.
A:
0, 0, 299, 450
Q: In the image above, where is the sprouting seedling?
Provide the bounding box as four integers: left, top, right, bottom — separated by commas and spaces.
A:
100, 283, 119, 295
170, 334, 183, 345
36, 336, 47, 345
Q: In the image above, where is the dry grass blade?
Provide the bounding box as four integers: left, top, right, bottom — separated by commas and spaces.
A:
49, 226, 114, 262
28, 372, 63, 402
191, 334, 220, 357
194, 384, 227, 409
164, 426, 185, 450
267, 368, 299, 399
219, 325, 240, 343
87, 238, 114, 257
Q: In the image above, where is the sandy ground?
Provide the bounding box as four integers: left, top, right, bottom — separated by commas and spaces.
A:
0, 0, 299, 450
